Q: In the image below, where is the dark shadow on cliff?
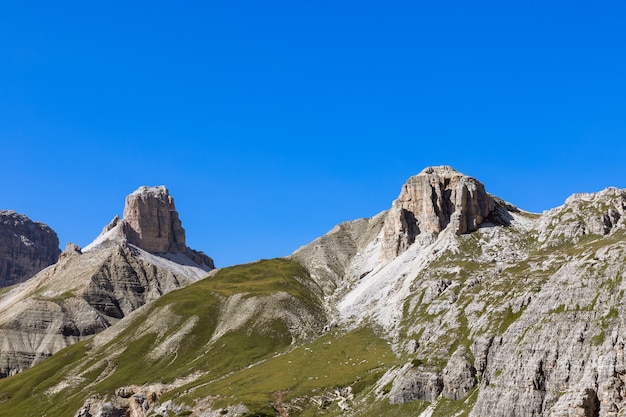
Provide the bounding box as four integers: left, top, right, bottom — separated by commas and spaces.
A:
479, 196, 520, 228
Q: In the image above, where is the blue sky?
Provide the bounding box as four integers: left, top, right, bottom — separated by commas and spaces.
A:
1, 1, 625, 267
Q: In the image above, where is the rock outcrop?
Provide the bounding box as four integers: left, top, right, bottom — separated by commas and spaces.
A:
0, 186, 214, 377
382, 166, 496, 258
389, 364, 444, 404
0, 210, 60, 287
89, 186, 214, 269
122, 185, 186, 253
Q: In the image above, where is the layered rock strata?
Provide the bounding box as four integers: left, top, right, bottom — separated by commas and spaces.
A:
0, 186, 213, 377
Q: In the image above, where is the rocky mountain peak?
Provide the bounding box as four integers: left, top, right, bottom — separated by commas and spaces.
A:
419, 164, 461, 176
85, 186, 214, 269
0, 186, 215, 378
382, 166, 496, 258
122, 185, 186, 254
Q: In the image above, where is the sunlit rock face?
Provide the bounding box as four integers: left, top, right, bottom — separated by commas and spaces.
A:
122, 186, 186, 254
382, 166, 495, 258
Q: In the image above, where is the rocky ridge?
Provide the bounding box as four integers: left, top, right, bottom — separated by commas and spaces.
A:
0, 167, 625, 417
0, 210, 60, 287
293, 166, 626, 417
0, 186, 213, 377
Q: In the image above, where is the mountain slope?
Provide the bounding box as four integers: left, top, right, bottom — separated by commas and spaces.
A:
0, 186, 213, 378
0, 258, 327, 416
0, 166, 625, 416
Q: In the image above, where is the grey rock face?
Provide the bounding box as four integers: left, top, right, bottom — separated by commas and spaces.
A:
442, 346, 477, 400
122, 186, 186, 253
382, 166, 496, 258
0, 210, 60, 286
389, 364, 444, 404
290, 211, 386, 300
0, 241, 206, 378
538, 187, 626, 246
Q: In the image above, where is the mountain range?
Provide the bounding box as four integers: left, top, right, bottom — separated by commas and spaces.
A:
0, 166, 624, 417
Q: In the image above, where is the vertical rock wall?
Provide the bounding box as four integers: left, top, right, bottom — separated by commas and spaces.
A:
122, 186, 186, 253
382, 166, 495, 258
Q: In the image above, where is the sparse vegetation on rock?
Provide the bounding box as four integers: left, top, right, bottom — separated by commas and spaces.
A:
1, 167, 625, 416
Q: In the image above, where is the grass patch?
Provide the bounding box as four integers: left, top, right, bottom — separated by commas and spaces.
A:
433, 385, 480, 417
0, 285, 17, 297
549, 304, 566, 314
358, 400, 430, 417
0, 342, 88, 416
590, 331, 606, 346
202, 259, 316, 301
178, 327, 394, 411
487, 305, 526, 335
34, 291, 76, 303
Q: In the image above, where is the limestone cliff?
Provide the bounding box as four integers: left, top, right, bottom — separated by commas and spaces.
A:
0, 210, 60, 286
88, 185, 214, 269
122, 185, 187, 253
382, 166, 496, 258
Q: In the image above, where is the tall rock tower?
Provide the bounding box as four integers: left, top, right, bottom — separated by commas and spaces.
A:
122, 186, 187, 253
382, 166, 495, 258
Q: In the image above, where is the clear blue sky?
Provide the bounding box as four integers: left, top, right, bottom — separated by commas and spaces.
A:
2, 1, 625, 267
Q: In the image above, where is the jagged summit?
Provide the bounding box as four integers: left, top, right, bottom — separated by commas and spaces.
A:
85, 185, 214, 269
382, 165, 496, 258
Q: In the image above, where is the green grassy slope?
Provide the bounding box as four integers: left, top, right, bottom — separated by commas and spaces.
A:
0, 258, 328, 416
